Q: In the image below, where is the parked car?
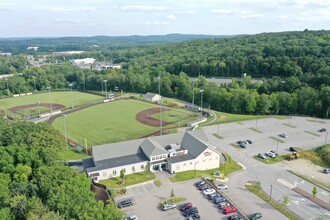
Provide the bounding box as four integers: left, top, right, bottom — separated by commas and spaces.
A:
208, 193, 221, 200
183, 207, 198, 217
218, 201, 230, 209
323, 168, 330, 174
117, 199, 133, 208
187, 213, 200, 220
246, 140, 253, 144
195, 181, 205, 187
213, 196, 226, 204
265, 151, 276, 158
228, 214, 243, 220
223, 206, 237, 215
203, 188, 216, 195
289, 147, 297, 152
249, 212, 262, 220
270, 150, 278, 156
217, 183, 228, 189
279, 134, 288, 138
162, 203, 177, 211
239, 143, 247, 148
257, 153, 267, 159
237, 140, 244, 145
124, 215, 139, 220
318, 128, 326, 132
180, 202, 193, 211
198, 184, 209, 190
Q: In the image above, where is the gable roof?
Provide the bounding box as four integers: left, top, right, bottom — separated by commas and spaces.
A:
143, 92, 160, 99
140, 138, 168, 158
181, 131, 209, 158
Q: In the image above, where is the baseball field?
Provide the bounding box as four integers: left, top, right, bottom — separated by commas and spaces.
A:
52, 99, 199, 147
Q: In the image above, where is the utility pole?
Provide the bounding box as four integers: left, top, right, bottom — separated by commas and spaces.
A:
200, 89, 204, 120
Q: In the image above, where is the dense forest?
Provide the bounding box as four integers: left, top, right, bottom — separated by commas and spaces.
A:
0, 118, 122, 220
0, 30, 330, 118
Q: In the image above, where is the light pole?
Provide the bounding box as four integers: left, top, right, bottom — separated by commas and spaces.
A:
269, 185, 273, 201
32, 76, 36, 92
5, 78, 10, 96
100, 77, 103, 93
199, 89, 204, 120
158, 76, 162, 136
103, 80, 108, 99
37, 101, 40, 118
276, 140, 279, 155
62, 114, 68, 151
69, 83, 74, 109
255, 115, 258, 129
217, 123, 220, 136
325, 132, 328, 145
82, 73, 86, 91
192, 78, 196, 105
46, 86, 53, 114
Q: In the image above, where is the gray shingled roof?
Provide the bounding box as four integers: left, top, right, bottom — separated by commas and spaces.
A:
140, 138, 167, 158
166, 154, 194, 163
92, 139, 143, 162
181, 132, 209, 158
87, 153, 149, 173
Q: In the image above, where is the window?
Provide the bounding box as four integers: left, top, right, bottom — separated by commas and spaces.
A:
156, 156, 160, 160
113, 170, 117, 176
141, 164, 144, 170
132, 166, 135, 172
162, 155, 166, 158
152, 157, 156, 161
103, 172, 107, 177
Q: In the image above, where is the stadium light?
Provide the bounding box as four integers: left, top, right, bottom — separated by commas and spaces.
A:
69, 83, 74, 109
62, 114, 68, 151
32, 76, 37, 92
46, 86, 53, 114
200, 89, 204, 120
103, 80, 108, 99
158, 76, 162, 136
192, 78, 196, 105
37, 101, 40, 118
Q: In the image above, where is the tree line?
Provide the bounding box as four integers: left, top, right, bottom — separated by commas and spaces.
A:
0, 118, 122, 219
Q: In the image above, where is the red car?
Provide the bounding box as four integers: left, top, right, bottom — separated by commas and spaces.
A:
223, 206, 237, 215
180, 202, 193, 211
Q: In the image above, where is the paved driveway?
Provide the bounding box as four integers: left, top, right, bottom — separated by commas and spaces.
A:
204, 116, 330, 220
115, 176, 243, 220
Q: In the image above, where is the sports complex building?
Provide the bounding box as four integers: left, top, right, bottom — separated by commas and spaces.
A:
83, 131, 221, 182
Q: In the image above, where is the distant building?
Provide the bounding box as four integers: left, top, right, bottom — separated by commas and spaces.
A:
53, 51, 85, 55
0, 52, 12, 57
0, 74, 14, 79
143, 92, 162, 103
83, 131, 221, 182
27, 47, 39, 51
101, 64, 121, 70
70, 58, 96, 65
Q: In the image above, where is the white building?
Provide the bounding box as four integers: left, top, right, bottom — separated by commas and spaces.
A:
143, 92, 162, 103
83, 131, 221, 182
70, 58, 96, 65
53, 51, 85, 55
27, 47, 39, 51
101, 64, 121, 70
0, 52, 12, 57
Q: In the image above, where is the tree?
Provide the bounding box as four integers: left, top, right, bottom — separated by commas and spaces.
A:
120, 169, 125, 183
170, 189, 175, 198
312, 186, 318, 197
282, 195, 290, 208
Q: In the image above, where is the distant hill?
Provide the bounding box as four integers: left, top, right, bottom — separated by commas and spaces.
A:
0, 34, 235, 53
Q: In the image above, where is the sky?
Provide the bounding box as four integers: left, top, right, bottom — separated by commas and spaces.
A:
0, 0, 330, 37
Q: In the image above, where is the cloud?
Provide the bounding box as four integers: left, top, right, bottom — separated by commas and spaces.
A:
210, 9, 233, 16
167, 14, 177, 20
144, 21, 169, 26
241, 14, 265, 19
276, 15, 288, 20
121, 5, 167, 12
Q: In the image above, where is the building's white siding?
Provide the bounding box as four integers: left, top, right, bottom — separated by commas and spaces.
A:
168, 148, 221, 174
89, 161, 148, 182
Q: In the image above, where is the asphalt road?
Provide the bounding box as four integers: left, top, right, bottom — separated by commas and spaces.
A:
203, 116, 330, 220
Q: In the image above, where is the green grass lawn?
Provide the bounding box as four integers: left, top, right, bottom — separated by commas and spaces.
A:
100, 170, 156, 188
52, 100, 160, 146
58, 148, 90, 160
152, 108, 199, 124
0, 91, 103, 111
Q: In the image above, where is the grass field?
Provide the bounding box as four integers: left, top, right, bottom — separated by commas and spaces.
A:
53, 99, 199, 147
0, 91, 103, 111
53, 100, 163, 146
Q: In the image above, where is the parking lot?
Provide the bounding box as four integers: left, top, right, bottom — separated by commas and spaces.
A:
116, 177, 241, 220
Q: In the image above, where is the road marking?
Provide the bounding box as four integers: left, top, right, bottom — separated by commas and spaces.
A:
292, 200, 299, 205
321, 191, 329, 196
277, 178, 295, 189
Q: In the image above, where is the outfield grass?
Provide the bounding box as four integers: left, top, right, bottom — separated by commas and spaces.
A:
52, 100, 160, 146
210, 112, 269, 125
152, 108, 199, 124
0, 91, 103, 110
